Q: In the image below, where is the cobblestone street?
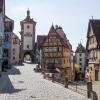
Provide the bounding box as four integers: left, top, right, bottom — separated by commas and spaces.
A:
0, 63, 90, 100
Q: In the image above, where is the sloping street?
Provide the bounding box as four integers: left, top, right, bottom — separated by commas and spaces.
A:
0, 63, 90, 100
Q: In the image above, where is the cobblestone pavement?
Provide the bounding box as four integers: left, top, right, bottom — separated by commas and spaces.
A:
0, 63, 90, 100
68, 81, 100, 99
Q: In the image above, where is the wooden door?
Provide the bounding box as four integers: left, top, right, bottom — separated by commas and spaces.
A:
95, 70, 98, 81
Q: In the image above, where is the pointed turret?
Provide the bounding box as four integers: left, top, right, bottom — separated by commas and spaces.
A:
27, 8, 30, 17
20, 9, 36, 24
49, 24, 57, 34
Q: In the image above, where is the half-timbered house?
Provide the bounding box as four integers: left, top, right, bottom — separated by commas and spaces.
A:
41, 25, 73, 80
86, 19, 100, 81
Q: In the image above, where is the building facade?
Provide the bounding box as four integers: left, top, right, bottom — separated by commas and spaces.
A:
41, 25, 73, 80
2, 15, 14, 70
20, 9, 36, 63
0, 0, 5, 75
86, 19, 100, 81
11, 33, 20, 65
74, 43, 86, 80
35, 35, 47, 64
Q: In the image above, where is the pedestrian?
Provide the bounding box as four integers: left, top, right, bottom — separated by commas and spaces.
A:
85, 69, 92, 82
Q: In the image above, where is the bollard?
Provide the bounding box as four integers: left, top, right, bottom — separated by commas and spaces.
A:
87, 81, 92, 98
76, 82, 77, 92
43, 73, 46, 79
65, 76, 68, 88
52, 73, 55, 82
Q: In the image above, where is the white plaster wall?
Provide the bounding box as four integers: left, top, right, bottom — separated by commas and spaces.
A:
23, 36, 33, 50
75, 53, 86, 70
23, 23, 33, 50
24, 24, 33, 35
11, 39, 20, 65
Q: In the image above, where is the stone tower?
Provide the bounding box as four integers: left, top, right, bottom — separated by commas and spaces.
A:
20, 9, 36, 63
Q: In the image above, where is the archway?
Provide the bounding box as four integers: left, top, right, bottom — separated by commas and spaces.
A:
23, 52, 32, 63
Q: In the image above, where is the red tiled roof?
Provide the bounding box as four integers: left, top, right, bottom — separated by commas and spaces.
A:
47, 25, 72, 50
56, 26, 67, 40
55, 25, 72, 50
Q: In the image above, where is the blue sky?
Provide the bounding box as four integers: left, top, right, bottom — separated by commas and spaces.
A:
6, 0, 100, 51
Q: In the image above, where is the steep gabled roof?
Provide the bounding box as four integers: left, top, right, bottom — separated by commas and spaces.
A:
56, 26, 67, 40
46, 25, 72, 50
5, 15, 13, 22
12, 33, 19, 40
87, 19, 100, 46
55, 25, 72, 50
75, 43, 86, 53
48, 25, 57, 34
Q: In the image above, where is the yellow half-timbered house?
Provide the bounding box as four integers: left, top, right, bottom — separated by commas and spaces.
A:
41, 25, 73, 80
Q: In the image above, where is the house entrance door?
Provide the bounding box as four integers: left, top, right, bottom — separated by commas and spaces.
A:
95, 70, 98, 81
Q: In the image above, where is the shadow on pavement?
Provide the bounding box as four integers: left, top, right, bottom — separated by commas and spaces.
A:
7, 67, 21, 75
0, 67, 25, 94
90, 91, 98, 100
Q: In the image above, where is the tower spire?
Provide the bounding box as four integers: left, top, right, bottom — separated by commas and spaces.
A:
27, 8, 30, 16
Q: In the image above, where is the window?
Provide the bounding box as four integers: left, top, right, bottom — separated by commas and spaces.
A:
13, 57, 15, 60
4, 34, 9, 42
80, 63, 82, 66
58, 48, 59, 52
79, 58, 82, 61
13, 48, 15, 51
80, 68, 82, 71
46, 59, 62, 64
3, 49, 9, 57
27, 25, 30, 29
79, 54, 82, 56
44, 47, 57, 52
13, 52, 15, 55
13, 38, 18, 44
24, 32, 32, 36
27, 45, 29, 49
